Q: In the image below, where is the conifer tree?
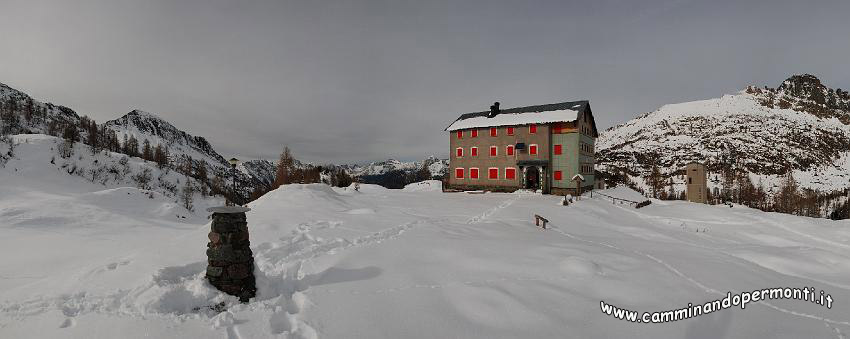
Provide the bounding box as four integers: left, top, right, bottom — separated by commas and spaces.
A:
87, 119, 99, 153
142, 139, 152, 161
648, 163, 663, 199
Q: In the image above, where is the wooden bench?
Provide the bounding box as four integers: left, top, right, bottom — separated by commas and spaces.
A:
534, 214, 549, 229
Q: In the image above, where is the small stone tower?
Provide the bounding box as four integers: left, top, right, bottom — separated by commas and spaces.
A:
206, 206, 256, 302
685, 162, 707, 203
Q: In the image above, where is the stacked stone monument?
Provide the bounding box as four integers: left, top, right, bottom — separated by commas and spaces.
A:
206, 206, 256, 302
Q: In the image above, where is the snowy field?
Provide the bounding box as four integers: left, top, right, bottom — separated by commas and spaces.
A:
2, 162, 850, 338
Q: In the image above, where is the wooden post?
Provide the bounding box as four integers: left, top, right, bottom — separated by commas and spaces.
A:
534, 214, 549, 229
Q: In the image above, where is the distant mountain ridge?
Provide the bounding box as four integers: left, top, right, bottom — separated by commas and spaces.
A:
1, 81, 446, 193
346, 156, 447, 177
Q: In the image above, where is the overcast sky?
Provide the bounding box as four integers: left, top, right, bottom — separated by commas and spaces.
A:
1, 0, 849, 164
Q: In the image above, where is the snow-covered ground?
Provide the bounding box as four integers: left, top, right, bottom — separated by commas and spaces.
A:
2, 160, 850, 337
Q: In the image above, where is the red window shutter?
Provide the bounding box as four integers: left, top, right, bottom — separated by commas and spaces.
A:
471, 147, 478, 156
554, 171, 562, 180
489, 168, 498, 179
507, 145, 514, 156
455, 168, 464, 179
471, 130, 478, 138
457, 130, 463, 139
490, 146, 497, 156
507, 127, 514, 135
529, 124, 537, 134
554, 144, 562, 155
490, 127, 497, 137
470, 168, 479, 179
530, 145, 537, 155
506, 168, 516, 180
456, 148, 463, 157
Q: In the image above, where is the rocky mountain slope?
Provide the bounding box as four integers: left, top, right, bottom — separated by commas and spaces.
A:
597, 74, 850, 195
0, 82, 82, 135
0, 83, 273, 200
1, 81, 449, 195
104, 110, 227, 166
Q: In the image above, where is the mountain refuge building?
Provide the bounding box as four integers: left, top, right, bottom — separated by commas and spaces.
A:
444, 101, 598, 195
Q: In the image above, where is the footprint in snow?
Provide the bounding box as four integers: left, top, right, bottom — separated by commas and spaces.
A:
59, 318, 75, 328
105, 260, 131, 270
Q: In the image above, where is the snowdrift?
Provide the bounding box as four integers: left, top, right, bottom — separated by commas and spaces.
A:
402, 180, 442, 192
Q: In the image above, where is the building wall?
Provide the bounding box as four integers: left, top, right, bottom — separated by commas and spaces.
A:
550, 114, 596, 190
686, 163, 707, 203
448, 124, 550, 190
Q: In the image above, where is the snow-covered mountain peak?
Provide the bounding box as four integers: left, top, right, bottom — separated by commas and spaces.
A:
109, 109, 183, 138
744, 74, 850, 123
105, 110, 227, 166
124, 109, 168, 121
597, 74, 850, 197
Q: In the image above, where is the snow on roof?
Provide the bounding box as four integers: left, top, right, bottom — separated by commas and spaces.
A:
571, 173, 585, 181
446, 109, 578, 131
445, 101, 588, 131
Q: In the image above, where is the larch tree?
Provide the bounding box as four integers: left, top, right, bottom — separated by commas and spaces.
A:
273, 146, 294, 188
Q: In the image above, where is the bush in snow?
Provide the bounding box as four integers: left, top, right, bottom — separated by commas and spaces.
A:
133, 168, 153, 190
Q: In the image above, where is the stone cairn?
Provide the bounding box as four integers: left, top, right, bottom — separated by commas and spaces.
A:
206, 206, 256, 302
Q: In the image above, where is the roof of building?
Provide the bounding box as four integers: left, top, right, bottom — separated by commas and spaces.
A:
445, 100, 591, 132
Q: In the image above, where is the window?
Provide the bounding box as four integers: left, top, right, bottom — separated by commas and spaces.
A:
506, 145, 515, 156
505, 167, 516, 180
490, 146, 498, 157
490, 127, 498, 137
471, 129, 478, 138
456, 147, 463, 158
455, 168, 464, 179
529, 124, 537, 134
470, 168, 479, 180
689, 178, 692, 184
529, 144, 538, 155
507, 127, 514, 135
554, 144, 562, 155
457, 130, 463, 139
488, 168, 499, 180
554, 171, 562, 181
471, 147, 478, 157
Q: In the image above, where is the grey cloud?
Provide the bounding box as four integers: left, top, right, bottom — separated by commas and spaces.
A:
1, 0, 848, 164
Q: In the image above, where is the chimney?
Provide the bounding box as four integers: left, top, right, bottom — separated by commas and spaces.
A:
489, 102, 500, 118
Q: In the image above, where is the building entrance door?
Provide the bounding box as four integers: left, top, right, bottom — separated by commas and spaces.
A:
525, 167, 540, 190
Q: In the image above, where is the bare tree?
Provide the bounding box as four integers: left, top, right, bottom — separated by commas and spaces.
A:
180, 180, 195, 212
273, 146, 294, 188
